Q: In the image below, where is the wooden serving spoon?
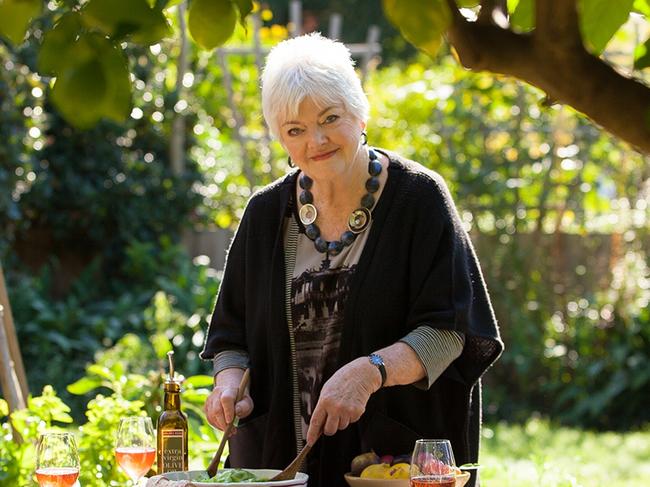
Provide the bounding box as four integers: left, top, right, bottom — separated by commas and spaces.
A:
206, 368, 250, 479
270, 441, 313, 481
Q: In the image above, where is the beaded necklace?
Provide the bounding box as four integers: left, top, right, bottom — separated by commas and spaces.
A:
298, 148, 382, 256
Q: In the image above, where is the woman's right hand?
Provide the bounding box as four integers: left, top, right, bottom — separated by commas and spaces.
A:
204, 368, 254, 431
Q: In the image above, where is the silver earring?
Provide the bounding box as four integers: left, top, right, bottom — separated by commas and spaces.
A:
361, 131, 368, 145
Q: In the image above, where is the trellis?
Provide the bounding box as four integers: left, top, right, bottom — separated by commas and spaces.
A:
0, 263, 28, 439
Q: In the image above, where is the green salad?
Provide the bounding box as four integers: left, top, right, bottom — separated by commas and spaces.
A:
193, 469, 269, 483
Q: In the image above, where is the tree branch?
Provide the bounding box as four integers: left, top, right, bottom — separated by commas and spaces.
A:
446, 6, 650, 154
536, 0, 582, 48
477, 0, 496, 24
477, 0, 507, 25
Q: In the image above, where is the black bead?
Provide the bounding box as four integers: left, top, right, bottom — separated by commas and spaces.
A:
361, 193, 375, 209
305, 223, 320, 240
328, 240, 343, 256
341, 231, 356, 246
299, 191, 313, 205
368, 160, 382, 176
365, 176, 380, 193
314, 237, 328, 253
299, 175, 313, 190
368, 148, 378, 160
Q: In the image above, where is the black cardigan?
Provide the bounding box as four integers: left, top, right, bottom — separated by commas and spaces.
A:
201, 151, 503, 487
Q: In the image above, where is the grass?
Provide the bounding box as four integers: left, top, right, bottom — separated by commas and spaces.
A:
480, 418, 650, 486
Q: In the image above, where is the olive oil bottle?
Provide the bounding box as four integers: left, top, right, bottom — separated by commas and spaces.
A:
157, 351, 188, 473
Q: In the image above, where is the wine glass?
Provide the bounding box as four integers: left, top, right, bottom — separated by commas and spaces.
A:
115, 416, 156, 486
409, 439, 456, 487
35, 432, 80, 487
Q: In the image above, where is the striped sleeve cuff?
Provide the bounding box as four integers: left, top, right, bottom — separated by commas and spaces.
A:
399, 326, 465, 390
212, 350, 250, 377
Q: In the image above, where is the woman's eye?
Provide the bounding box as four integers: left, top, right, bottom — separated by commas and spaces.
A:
287, 127, 302, 136
324, 114, 339, 124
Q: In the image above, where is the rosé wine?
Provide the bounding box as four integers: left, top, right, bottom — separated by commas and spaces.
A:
35, 466, 79, 487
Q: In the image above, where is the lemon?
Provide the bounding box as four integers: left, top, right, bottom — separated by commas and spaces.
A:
388, 463, 410, 479
360, 463, 391, 479
188, 0, 237, 50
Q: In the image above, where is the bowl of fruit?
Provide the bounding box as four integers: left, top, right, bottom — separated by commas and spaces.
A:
343, 452, 471, 487
344, 451, 410, 487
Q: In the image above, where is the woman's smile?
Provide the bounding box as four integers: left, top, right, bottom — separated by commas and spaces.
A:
279, 97, 367, 182
310, 148, 339, 161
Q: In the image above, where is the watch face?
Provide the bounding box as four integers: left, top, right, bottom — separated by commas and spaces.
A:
369, 354, 383, 366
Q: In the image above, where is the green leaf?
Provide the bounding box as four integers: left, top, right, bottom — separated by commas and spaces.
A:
49, 33, 133, 128
151, 331, 173, 358
0, 398, 8, 417
633, 0, 650, 15
67, 377, 104, 395
634, 37, 650, 69
28, 386, 74, 424
233, 0, 253, 29
188, 0, 238, 50
38, 13, 83, 75
184, 375, 214, 388
94, 39, 132, 121
507, 0, 520, 11
162, 0, 185, 7
233, 0, 253, 18
87, 364, 114, 381
0, 0, 42, 45
509, 0, 534, 32
382, 0, 452, 58
578, 0, 634, 54
182, 388, 210, 404
131, 9, 173, 44
51, 65, 105, 129
82, 0, 171, 44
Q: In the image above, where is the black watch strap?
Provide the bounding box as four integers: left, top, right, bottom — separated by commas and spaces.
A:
368, 353, 387, 387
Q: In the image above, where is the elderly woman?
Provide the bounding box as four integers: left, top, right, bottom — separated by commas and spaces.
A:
201, 33, 502, 487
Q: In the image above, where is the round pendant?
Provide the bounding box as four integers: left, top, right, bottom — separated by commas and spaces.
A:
299, 203, 318, 225
348, 207, 372, 234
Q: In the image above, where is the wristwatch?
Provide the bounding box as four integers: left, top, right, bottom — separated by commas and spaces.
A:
368, 353, 387, 388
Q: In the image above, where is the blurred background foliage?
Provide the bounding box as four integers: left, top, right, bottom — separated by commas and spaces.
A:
1, 2, 649, 485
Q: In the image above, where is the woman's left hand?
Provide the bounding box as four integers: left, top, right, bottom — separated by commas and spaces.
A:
306, 357, 382, 446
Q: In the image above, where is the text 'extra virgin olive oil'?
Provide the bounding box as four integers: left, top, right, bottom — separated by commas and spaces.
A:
157, 351, 188, 473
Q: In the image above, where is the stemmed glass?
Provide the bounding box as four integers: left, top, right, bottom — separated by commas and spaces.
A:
35, 432, 80, 487
115, 416, 156, 486
409, 439, 457, 487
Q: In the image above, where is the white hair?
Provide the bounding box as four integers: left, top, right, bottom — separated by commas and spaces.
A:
261, 32, 370, 139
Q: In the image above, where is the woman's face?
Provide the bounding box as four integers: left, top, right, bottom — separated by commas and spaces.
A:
278, 97, 366, 181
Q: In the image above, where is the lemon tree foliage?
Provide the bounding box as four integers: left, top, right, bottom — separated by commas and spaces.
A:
508, 0, 534, 32
0, 0, 252, 128
0, 0, 42, 44
382, 0, 650, 154
382, 0, 451, 58
383, 0, 648, 59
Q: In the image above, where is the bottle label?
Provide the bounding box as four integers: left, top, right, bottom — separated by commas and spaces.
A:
161, 429, 186, 472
